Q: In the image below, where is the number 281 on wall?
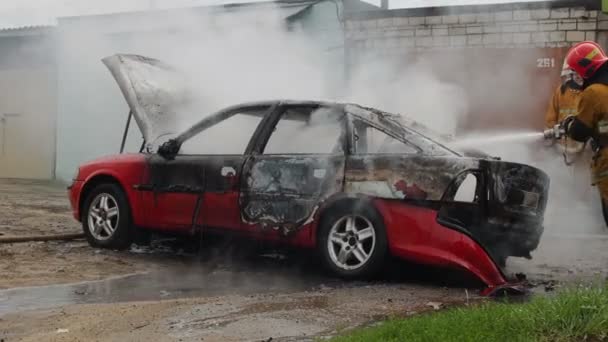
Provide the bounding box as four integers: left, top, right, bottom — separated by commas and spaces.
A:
537, 58, 556, 68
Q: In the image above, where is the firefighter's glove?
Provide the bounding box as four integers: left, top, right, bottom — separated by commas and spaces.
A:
561, 115, 577, 136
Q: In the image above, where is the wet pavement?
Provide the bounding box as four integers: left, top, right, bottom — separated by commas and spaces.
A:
0, 235, 483, 318
0, 251, 343, 316
2, 179, 608, 341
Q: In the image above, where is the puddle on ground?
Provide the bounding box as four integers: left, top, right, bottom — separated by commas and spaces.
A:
1, 235, 559, 316
0, 256, 343, 316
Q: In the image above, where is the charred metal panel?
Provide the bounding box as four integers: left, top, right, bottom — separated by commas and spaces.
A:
438, 203, 544, 266
146, 154, 206, 193
485, 160, 550, 218
345, 104, 457, 157
103, 54, 192, 148
483, 160, 549, 261
140, 154, 246, 229
345, 155, 479, 201
144, 154, 245, 193
344, 153, 549, 265
437, 160, 549, 265
240, 155, 345, 232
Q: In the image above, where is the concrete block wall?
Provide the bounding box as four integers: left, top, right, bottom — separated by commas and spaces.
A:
345, 5, 604, 54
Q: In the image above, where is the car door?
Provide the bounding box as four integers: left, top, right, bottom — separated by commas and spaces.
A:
141, 105, 272, 231
239, 104, 347, 233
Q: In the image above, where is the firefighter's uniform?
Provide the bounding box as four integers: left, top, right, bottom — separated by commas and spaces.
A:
545, 84, 581, 130
562, 41, 608, 227
544, 62, 585, 156
570, 83, 608, 201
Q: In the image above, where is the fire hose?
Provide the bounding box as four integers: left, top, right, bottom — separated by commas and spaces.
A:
0, 233, 84, 244
542, 115, 587, 166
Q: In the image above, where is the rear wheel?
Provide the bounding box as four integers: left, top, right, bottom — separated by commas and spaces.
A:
318, 201, 388, 278
81, 183, 133, 250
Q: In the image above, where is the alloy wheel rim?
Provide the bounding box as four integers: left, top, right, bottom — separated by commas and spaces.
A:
327, 214, 376, 270
87, 193, 119, 241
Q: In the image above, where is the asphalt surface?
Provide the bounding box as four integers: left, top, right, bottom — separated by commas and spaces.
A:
1, 179, 607, 341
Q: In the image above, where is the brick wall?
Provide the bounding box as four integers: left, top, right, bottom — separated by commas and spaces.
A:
345, 5, 605, 55
341, 1, 608, 133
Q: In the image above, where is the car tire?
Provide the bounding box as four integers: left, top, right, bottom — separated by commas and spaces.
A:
81, 183, 133, 250
317, 201, 388, 279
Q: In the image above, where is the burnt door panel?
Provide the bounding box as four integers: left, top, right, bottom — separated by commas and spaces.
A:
195, 155, 247, 231
141, 154, 246, 230
142, 155, 206, 229
240, 154, 345, 232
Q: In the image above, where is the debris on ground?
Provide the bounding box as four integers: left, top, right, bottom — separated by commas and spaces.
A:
543, 280, 558, 292
426, 302, 442, 310
532, 280, 559, 292
515, 273, 527, 282
259, 253, 287, 261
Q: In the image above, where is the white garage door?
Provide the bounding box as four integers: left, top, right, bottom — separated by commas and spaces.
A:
0, 67, 56, 179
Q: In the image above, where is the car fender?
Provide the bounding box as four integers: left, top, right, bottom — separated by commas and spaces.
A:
78, 168, 144, 226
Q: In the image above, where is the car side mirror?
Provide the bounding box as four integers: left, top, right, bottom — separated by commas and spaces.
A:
157, 139, 180, 160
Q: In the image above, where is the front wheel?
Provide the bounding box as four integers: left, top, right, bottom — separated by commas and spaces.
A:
81, 183, 133, 250
318, 201, 388, 278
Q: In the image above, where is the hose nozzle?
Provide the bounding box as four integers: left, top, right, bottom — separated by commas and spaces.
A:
543, 124, 565, 140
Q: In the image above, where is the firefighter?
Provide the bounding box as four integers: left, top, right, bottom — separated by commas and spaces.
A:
545, 60, 583, 129
541, 59, 591, 212
545, 60, 584, 154
561, 41, 608, 226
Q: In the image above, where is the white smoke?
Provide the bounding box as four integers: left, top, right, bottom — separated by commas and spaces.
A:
53, 2, 474, 177
52, 2, 606, 236
344, 57, 468, 135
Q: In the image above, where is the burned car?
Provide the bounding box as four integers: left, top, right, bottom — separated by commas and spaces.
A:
68, 54, 549, 294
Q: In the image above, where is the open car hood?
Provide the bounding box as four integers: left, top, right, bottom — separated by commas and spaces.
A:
102, 54, 193, 148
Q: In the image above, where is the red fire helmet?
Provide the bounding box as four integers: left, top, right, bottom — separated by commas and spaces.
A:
565, 41, 608, 79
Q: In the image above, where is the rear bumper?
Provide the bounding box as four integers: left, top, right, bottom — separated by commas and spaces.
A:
375, 200, 509, 289
486, 220, 544, 259
376, 197, 546, 296
438, 215, 544, 262
68, 180, 84, 221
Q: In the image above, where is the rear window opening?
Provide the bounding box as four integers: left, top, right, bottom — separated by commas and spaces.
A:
441, 171, 480, 204
454, 173, 478, 203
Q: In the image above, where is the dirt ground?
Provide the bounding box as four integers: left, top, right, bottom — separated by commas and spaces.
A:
0, 179, 172, 289
1, 179, 608, 341
1, 284, 470, 342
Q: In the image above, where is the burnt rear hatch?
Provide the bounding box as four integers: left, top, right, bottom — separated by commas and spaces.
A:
438, 160, 549, 266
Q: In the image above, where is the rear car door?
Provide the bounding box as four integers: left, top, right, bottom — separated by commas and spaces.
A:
239, 104, 347, 233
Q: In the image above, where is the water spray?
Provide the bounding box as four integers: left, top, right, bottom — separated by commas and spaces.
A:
449, 131, 544, 150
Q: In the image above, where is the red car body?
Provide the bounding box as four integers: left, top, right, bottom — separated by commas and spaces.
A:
68, 153, 506, 288
68, 54, 549, 295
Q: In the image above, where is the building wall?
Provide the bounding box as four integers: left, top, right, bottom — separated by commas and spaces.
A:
345, 7, 600, 52
343, 2, 607, 133
54, 28, 143, 182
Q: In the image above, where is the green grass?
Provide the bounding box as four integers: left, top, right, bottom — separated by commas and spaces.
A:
331, 285, 608, 342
